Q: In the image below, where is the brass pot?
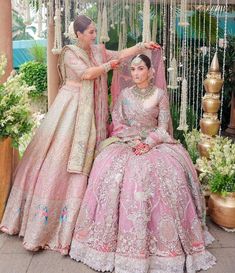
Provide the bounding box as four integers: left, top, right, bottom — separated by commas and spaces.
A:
197, 140, 212, 158
200, 118, 220, 136
0, 137, 13, 221
202, 98, 221, 113
208, 193, 235, 228
204, 78, 224, 94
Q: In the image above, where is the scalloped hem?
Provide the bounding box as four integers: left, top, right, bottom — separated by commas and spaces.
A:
0, 226, 70, 255
23, 241, 70, 255
70, 241, 216, 273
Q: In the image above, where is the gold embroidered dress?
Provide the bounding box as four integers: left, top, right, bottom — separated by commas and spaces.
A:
0, 44, 117, 254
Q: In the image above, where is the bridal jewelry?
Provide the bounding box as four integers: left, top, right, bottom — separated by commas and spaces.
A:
132, 84, 155, 100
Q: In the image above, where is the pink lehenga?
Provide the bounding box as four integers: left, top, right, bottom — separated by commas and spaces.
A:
69, 85, 216, 272
0, 44, 117, 254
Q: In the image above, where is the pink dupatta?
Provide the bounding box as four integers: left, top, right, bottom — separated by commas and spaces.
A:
110, 49, 173, 136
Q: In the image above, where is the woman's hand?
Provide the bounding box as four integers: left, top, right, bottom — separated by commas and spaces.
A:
144, 41, 161, 50
109, 59, 120, 70
132, 142, 151, 155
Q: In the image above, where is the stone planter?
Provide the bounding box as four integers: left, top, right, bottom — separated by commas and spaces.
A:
208, 192, 235, 229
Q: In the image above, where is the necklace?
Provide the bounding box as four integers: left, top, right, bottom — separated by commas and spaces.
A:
132, 84, 155, 100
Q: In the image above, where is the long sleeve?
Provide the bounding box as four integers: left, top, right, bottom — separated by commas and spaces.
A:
105, 49, 120, 61
145, 90, 176, 147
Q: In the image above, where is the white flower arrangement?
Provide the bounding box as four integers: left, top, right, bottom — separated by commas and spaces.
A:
197, 135, 235, 194
184, 129, 201, 164
0, 55, 35, 147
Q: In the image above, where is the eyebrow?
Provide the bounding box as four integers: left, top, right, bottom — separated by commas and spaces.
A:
130, 65, 145, 68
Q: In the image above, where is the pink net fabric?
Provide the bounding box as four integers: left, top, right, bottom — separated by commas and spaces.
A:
110, 49, 173, 136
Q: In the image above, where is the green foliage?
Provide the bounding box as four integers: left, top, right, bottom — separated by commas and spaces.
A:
197, 136, 235, 194
29, 43, 47, 64
184, 129, 201, 164
0, 58, 34, 147
19, 61, 47, 98
210, 172, 235, 195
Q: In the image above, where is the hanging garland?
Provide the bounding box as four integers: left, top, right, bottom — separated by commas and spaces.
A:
201, 1, 206, 119
195, 0, 202, 128
192, 0, 197, 127
52, 0, 62, 54
208, 0, 212, 71
219, 0, 228, 135
177, 0, 189, 131
142, 0, 151, 42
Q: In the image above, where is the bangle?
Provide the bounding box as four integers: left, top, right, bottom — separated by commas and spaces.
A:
136, 42, 146, 50
102, 62, 112, 73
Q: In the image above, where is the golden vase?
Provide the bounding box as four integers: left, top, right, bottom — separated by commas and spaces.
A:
208, 193, 235, 228
202, 98, 221, 113
198, 140, 212, 158
204, 77, 224, 94
200, 118, 220, 136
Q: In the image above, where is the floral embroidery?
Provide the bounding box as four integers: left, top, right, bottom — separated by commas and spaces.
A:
70, 85, 216, 273
60, 206, 68, 223
34, 205, 49, 224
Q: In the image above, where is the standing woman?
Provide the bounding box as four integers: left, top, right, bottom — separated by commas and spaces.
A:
0, 15, 159, 255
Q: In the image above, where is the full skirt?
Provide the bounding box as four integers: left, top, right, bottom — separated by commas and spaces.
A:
0, 85, 87, 255
70, 142, 216, 272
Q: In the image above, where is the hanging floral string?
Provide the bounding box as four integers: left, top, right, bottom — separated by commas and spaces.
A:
219, 0, 228, 135
52, 0, 62, 54
97, 1, 102, 44
178, 0, 189, 131
24, 0, 31, 25
159, 0, 162, 44
142, 0, 151, 42
195, 1, 201, 128
208, 0, 212, 71
188, 0, 193, 110
192, 0, 197, 127
37, 0, 43, 38
64, 0, 71, 38
179, 0, 189, 27
215, 0, 220, 53
100, 1, 110, 43
200, 1, 206, 119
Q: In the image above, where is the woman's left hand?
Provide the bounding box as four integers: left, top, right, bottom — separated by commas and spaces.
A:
132, 142, 151, 155
144, 41, 161, 50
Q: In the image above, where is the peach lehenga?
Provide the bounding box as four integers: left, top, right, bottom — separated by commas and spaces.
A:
0, 44, 117, 254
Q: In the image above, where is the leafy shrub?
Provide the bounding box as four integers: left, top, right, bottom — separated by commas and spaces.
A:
0, 55, 34, 147
19, 61, 47, 98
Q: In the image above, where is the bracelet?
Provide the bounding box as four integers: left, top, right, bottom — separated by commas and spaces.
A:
102, 62, 112, 73
136, 42, 146, 50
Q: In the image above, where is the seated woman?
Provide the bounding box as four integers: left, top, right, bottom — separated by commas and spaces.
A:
69, 54, 216, 273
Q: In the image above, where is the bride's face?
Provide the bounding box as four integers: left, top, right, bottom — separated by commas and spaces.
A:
130, 60, 149, 86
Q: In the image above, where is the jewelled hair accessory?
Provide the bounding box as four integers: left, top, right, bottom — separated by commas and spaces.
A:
131, 55, 143, 65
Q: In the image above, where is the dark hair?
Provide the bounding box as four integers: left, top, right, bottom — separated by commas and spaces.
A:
73, 15, 92, 35
131, 54, 151, 69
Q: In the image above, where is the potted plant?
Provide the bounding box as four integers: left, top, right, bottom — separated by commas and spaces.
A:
0, 53, 34, 220
0, 54, 34, 148
197, 135, 235, 229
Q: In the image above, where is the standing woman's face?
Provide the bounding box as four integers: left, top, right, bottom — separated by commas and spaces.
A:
77, 23, 97, 46
130, 60, 150, 86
